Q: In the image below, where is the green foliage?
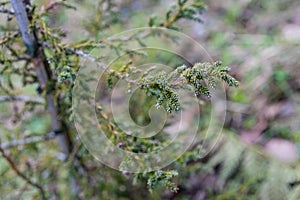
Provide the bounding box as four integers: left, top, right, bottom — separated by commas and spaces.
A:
135, 170, 179, 193
138, 71, 181, 113
2, 0, 299, 199
83, 0, 122, 37
149, 0, 206, 29
0, 0, 242, 199
207, 134, 300, 200
105, 61, 238, 114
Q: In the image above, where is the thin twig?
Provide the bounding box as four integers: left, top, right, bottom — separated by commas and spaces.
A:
0, 96, 44, 104
0, 8, 14, 15
163, 6, 182, 28
44, 1, 63, 12
5, 44, 31, 60
0, 31, 19, 45
62, 46, 137, 84
0, 145, 46, 199
43, 0, 76, 12
65, 48, 104, 68
0, 132, 55, 149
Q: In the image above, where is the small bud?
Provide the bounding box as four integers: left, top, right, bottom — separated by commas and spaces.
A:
216, 61, 222, 66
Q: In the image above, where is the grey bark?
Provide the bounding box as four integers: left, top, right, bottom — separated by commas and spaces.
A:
10, 0, 72, 159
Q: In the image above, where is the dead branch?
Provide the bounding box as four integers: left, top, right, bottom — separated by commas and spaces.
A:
0, 132, 55, 150
0, 95, 44, 104
0, 145, 46, 199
